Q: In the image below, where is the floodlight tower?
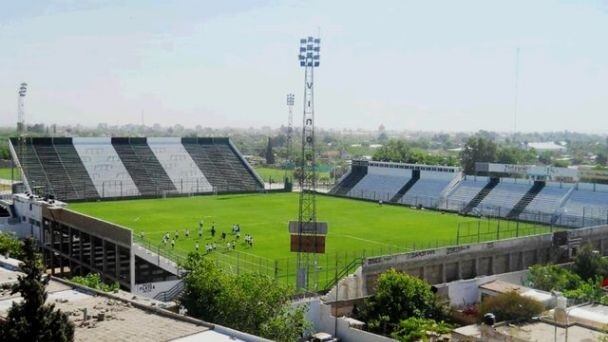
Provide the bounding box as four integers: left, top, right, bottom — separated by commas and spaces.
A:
17, 83, 28, 187
286, 93, 295, 171
17, 83, 27, 134
296, 36, 321, 289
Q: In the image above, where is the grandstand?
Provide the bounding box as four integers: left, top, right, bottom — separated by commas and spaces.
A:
8, 137, 264, 201
331, 160, 608, 228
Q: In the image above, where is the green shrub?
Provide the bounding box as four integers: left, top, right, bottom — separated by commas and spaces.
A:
391, 317, 452, 342
479, 291, 544, 323
563, 278, 604, 302
0, 232, 23, 259
574, 244, 608, 281
526, 264, 582, 292
70, 273, 119, 292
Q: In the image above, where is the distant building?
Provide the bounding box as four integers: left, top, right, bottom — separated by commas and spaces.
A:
527, 141, 567, 152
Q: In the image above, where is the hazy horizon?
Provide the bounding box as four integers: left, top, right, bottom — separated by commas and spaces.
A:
1, 1, 607, 133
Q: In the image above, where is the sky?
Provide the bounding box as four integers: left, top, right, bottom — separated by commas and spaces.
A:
1, 0, 607, 132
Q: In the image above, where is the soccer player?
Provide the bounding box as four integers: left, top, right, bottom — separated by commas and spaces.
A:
195, 242, 199, 252
185, 229, 190, 238
171, 239, 175, 249
211, 225, 216, 238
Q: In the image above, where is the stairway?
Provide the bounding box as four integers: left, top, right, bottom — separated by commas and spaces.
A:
16, 139, 54, 196
507, 181, 546, 219
462, 178, 499, 214
53, 139, 100, 199
112, 139, 159, 196
390, 170, 420, 203
330, 165, 367, 195
129, 140, 176, 194
33, 140, 80, 200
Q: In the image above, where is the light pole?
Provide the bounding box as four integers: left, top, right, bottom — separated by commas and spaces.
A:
18, 82, 27, 134
285, 93, 295, 181
17, 82, 28, 189
296, 36, 322, 290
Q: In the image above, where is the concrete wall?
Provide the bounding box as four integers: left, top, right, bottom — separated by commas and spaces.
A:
361, 225, 608, 297
299, 297, 395, 342
437, 269, 529, 307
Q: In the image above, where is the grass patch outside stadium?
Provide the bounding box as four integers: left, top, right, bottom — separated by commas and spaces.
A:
70, 192, 553, 290
0, 167, 19, 181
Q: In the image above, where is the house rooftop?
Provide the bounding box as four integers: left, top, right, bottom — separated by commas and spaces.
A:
0, 261, 262, 341
453, 321, 603, 341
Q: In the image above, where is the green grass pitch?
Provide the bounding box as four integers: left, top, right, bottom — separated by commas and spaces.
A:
69, 192, 551, 287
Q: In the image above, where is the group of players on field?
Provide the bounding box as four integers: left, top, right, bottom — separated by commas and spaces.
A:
144, 220, 254, 254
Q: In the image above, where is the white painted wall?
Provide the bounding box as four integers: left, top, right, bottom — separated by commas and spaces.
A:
147, 137, 212, 193
297, 297, 395, 342
5, 194, 49, 240
73, 137, 140, 198
441, 269, 530, 307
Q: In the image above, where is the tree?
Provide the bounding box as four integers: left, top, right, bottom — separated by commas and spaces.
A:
265, 137, 275, 165
180, 254, 310, 340
479, 291, 543, 323
1, 238, 74, 342
355, 269, 442, 335
496, 147, 536, 165
597, 152, 608, 166
459, 136, 497, 174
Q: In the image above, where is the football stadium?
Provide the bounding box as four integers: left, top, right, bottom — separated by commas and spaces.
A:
5, 136, 600, 292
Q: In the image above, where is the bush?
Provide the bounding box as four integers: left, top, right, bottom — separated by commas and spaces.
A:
70, 273, 119, 292
563, 278, 604, 303
0, 232, 23, 259
526, 264, 582, 292
479, 291, 544, 323
574, 244, 608, 281
391, 317, 452, 342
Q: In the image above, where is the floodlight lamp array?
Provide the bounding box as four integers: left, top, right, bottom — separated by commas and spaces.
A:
19, 83, 27, 97
298, 36, 320, 67
287, 93, 295, 106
